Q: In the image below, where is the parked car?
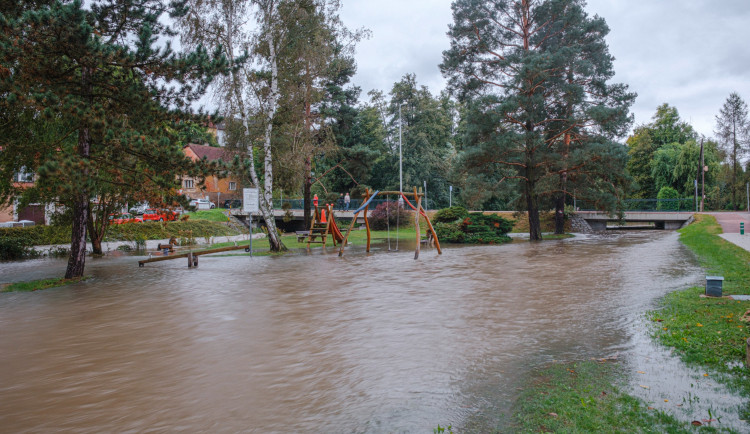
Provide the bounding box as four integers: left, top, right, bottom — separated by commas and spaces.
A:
189, 198, 216, 210
142, 208, 178, 222
223, 199, 242, 209
128, 202, 149, 215
109, 213, 143, 224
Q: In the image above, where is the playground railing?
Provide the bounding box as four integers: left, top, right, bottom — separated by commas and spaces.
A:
576, 198, 695, 212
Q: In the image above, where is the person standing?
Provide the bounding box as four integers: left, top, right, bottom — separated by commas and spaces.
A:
344, 192, 350, 211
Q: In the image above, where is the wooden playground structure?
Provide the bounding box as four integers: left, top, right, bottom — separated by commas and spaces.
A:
336, 187, 441, 260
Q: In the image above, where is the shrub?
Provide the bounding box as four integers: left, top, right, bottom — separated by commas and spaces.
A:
368, 201, 413, 230
656, 186, 680, 211
0, 237, 40, 260
433, 206, 469, 223
433, 208, 513, 244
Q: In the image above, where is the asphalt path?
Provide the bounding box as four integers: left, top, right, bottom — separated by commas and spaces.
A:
705, 212, 750, 252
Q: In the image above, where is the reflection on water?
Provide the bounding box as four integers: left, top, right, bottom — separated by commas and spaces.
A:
0, 232, 746, 432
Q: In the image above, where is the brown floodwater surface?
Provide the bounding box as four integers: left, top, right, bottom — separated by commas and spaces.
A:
0, 232, 747, 432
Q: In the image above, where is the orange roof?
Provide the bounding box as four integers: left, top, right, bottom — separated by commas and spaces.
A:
185, 143, 237, 164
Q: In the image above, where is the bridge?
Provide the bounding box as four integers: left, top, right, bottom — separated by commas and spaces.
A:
576, 211, 693, 231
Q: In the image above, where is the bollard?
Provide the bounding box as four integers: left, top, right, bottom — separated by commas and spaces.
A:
742, 222, 745, 235
187, 252, 193, 268
193, 254, 199, 268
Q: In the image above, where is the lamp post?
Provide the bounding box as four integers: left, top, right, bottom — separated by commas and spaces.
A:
399, 104, 405, 193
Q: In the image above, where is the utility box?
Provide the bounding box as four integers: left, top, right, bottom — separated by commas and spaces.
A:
705, 276, 724, 297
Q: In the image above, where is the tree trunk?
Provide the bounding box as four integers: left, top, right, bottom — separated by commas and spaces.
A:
554, 188, 565, 235
65, 67, 92, 279
525, 175, 542, 241
304, 156, 311, 229
87, 214, 104, 255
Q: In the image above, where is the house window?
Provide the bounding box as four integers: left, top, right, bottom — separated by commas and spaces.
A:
184, 179, 194, 189
15, 167, 34, 183
229, 182, 237, 191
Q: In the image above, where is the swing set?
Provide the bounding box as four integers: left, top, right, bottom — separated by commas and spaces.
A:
337, 187, 442, 260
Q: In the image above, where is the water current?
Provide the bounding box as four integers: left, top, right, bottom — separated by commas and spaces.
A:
1, 231, 747, 432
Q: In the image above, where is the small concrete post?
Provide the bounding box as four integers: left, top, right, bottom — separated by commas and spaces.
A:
742, 222, 745, 235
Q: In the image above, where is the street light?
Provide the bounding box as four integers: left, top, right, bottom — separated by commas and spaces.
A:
399, 103, 406, 193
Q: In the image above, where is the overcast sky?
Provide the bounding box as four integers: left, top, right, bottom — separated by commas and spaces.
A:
339, 0, 750, 138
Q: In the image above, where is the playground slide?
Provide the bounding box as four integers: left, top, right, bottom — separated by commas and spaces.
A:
330, 218, 345, 243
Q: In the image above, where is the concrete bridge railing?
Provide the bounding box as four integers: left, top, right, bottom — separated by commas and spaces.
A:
576, 211, 693, 231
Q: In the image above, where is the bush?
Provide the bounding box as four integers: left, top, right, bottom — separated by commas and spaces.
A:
433, 206, 469, 223
0, 237, 40, 260
368, 201, 413, 230
656, 186, 680, 211
433, 208, 513, 244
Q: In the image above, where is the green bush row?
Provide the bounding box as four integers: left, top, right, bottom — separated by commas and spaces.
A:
433, 206, 514, 244
0, 220, 242, 247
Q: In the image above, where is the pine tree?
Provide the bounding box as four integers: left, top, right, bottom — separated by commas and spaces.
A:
442, 0, 634, 239
715, 92, 750, 210
0, 0, 225, 277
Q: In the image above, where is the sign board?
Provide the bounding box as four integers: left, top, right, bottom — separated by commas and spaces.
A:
243, 188, 259, 214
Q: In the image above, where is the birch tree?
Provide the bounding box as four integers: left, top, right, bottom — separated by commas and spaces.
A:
180, 0, 288, 251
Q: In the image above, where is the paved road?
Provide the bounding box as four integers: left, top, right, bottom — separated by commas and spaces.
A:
705, 212, 750, 252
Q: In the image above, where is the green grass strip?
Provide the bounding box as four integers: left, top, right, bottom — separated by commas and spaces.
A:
648, 215, 750, 396
1, 276, 87, 293
513, 361, 714, 433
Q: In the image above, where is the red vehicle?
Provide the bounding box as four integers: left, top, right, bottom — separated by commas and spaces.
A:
142, 208, 178, 222
108, 213, 143, 224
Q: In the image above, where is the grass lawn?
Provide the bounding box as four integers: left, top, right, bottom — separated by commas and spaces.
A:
648, 214, 750, 397
512, 361, 702, 433
1, 276, 87, 293
184, 209, 231, 222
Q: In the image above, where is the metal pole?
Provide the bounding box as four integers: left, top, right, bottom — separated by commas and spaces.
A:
746, 182, 749, 213
249, 215, 253, 256
449, 185, 452, 208
700, 139, 705, 212
424, 180, 427, 210
399, 104, 403, 193
694, 179, 698, 213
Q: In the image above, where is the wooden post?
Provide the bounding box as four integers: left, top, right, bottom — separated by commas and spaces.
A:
364, 189, 372, 252
414, 187, 421, 260
339, 210, 360, 257
187, 252, 193, 268
419, 204, 442, 255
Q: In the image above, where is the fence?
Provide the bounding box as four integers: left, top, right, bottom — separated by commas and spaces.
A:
577, 198, 695, 212
272, 197, 435, 211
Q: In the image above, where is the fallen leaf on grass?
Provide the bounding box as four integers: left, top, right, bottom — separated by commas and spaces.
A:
647, 407, 654, 410
691, 421, 702, 426
548, 413, 558, 418
664, 399, 669, 402
637, 371, 646, 374
639, 385, 649, 389
703, 373, 708, 377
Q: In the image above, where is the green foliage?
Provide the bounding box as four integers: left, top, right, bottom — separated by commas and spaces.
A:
433, 209, 512, 244
0, 221, 240, 247
0, 236, 40, 260
433, 206, 469, 223
656, 186, 680, 210
648, 215, 750, 395
443, 0, 634, 239
368, 202, 413, 230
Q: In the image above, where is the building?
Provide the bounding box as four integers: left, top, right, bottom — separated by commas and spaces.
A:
181, 143, 243, 207
0, 168, 53, 225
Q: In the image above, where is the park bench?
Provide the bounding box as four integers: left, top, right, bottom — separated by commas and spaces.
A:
296, 230, 310, 242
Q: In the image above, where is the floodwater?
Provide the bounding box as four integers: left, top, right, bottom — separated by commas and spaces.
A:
0, 232, 747, 432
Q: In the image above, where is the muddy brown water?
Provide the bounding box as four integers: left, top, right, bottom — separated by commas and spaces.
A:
1, 232, 747, 432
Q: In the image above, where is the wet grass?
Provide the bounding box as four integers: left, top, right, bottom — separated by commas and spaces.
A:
1, 276, 87, 293
513, 360, 722, 433
648, 214, 750, 397
185, 209, 230, 222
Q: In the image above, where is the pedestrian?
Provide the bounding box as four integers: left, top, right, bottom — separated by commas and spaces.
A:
344, 193, 351, 211
338, 193, 344, 211
313, 193, 319, 208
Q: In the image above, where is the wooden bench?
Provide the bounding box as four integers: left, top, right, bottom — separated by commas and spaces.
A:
295, 231, 310, 242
